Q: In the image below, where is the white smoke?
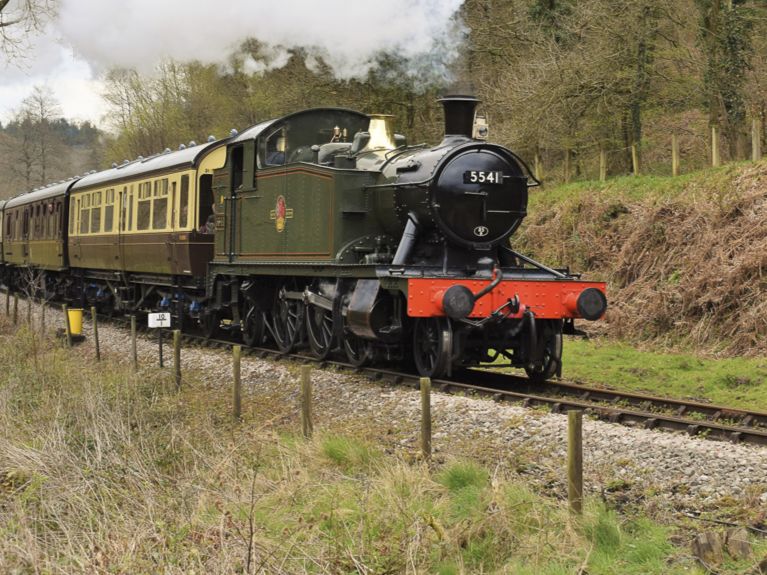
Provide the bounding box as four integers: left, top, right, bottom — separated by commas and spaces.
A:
55, 0, 466, 81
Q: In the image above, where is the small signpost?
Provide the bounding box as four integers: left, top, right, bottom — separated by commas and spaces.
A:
148, 312, 171, 367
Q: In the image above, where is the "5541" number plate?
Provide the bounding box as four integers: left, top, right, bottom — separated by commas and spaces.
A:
463, 170, 504, 184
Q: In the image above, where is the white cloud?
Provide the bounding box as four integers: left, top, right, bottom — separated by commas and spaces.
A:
1, 0, 466, 127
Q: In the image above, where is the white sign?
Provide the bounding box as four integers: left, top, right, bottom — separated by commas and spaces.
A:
148, 312, 171, 328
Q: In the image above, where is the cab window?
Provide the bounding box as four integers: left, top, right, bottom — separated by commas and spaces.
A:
264, 128, 286, 166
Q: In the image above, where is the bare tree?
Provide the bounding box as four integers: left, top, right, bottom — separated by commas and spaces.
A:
0, 0, 55, 59
22, 85, 62, 184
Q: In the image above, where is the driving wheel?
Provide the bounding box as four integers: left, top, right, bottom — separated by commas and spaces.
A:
242, 304, 266, 347
306, 303, 335, 359
271, 287, 304, 353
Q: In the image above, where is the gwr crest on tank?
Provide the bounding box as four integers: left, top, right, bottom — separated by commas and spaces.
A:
269, 195, 294, 232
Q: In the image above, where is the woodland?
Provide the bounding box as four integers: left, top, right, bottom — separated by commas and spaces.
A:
0, 0, 766, 193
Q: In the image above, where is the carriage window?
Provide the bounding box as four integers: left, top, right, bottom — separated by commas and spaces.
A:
93, 205, 103, 233
104, 188, 115, 232
179, 175, 189, 228
137, 199, 150, 231
154, 179, 168, 197
128, 186, 134, 231
69, 202, 75, 234
152, 197, 167, 229
80, 205, 90, 234
152, 178, 168, 229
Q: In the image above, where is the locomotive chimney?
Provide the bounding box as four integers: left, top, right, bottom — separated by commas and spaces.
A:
438, 94, 479, 139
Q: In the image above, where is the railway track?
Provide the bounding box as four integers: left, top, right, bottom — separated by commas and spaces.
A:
8, 297, 767, 448
153, 324, 767, 448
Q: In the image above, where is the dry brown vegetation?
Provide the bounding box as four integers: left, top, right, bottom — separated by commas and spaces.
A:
4, 317, 751, 574
520, 159, 767, 355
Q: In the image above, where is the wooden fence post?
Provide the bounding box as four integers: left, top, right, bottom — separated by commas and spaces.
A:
631, 143, 640, 176
301, 365, 313, 439
40, 298, 46, 333
568, 410, 584, 515
62, 304, 72, 347
672, 134, 680, 177
5, 290, 9, 316
420, 377, 432, 460
599, 147, 607, 182
173, 330, 181, 390
13, 294, 19, 325
534, 151, 543, 182
753, 118, 762, 162
91, 306, 100, 361
233, 345, 242, 421
131, 315, 138, 371
712, 125, 721, 167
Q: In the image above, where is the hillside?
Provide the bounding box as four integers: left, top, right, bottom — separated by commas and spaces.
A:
518, 159, 767, 356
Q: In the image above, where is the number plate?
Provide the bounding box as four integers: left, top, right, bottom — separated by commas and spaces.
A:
148, 312, 171, 328
463, 170, 504, 184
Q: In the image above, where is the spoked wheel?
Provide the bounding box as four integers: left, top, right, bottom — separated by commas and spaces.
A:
343, 330, 374, 367
306, 303, 335, 359
412, 317, 452, 379
200, 307, 220, 339
524, 319, 563, 382
271, 287, 304, 353
242, 304, 266, 347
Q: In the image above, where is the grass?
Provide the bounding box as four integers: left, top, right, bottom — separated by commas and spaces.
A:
528, 162, 748, 209
1, 318, 765, 573
559, 336, 767, 410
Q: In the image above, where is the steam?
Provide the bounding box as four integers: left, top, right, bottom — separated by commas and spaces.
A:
55, 0, 466, 82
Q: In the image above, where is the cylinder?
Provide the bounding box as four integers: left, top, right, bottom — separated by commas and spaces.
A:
67, 308, 83, 335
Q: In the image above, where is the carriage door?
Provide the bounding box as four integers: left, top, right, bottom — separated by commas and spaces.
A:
22, 208, 30, 263
117, 186, 127, 270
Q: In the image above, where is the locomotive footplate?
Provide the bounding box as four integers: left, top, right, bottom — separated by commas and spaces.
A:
407, 277, 607, 321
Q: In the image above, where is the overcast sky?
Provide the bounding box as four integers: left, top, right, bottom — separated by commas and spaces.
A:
1, 0, 465, 128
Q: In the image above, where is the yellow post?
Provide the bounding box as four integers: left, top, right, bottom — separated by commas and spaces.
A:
420, 377, 432, 460
568, 411, 583, 515
67, 308, 83, 336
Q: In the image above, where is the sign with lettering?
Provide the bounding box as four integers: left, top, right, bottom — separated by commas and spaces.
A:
148, 312, 171, 328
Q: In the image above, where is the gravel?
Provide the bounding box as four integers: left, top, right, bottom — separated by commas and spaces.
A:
37, 304, 767, 516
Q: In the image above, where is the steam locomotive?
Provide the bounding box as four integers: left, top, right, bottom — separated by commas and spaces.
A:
0, 96, 606, 379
